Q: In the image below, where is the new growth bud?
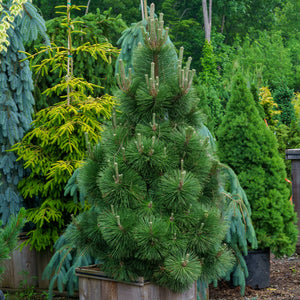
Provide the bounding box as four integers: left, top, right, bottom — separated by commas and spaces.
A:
178, 170, 186, 190
170, 212, 174, 222
151, 113, 157, 131
141, 3, 169, 51
146, 62, 159, 96
116, 59, 132, 92
177, 47, 195, 94
182, 253, 190, 267
113, 162, 123, 183
116, 215, 124, 231
150, 136, 156, 152
136, 133, 144, 153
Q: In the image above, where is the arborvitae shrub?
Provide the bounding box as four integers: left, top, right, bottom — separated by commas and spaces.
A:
199, 41, 219, 86
217, 75, 298, 257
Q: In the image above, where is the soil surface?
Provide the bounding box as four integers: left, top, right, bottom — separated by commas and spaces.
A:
209, 253, 300, 300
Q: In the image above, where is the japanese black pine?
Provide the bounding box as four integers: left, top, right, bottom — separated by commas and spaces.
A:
62, 4, 234, 293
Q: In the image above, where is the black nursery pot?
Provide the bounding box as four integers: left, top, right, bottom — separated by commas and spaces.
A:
244, 248, 270, 289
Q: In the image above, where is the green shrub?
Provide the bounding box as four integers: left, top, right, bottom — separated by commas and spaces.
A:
11, 4, 118, 251
217, 75, 298, 257
272, 84, 296, 126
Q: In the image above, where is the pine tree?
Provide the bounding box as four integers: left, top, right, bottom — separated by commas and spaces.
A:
217, 75, 298, 257
61, 3, 234, 293
0, 1, 48, 224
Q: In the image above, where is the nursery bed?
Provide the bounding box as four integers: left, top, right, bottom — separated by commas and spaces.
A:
2, 253, 299, 299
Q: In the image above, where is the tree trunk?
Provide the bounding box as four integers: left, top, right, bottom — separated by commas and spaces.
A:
221, 14, 225, 34
202, 0, 212, 42
85, 0, 91, 14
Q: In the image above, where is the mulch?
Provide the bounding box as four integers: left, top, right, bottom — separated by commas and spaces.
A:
209, 253, 300, 300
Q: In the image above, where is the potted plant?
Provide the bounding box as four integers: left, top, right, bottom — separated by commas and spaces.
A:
55, 3, 236, 299
217, 75, 298, 288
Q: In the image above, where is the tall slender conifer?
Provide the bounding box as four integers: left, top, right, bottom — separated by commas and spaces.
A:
217, 75, 298, 257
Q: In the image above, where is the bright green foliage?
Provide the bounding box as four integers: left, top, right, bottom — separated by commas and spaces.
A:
259, 86, 281, 126
199, 41, 219, 86
12, 96, 115, 251
0, 208, 26, 278
33, 0, 141, 24
274, 0, 300, 40
29, 7, 125, 110
214, 0, 283, 42
11, 4, 118, 251
161, 0, 204, 71
222, 32, 295, 90
196, 84, 224, 134
293, 92, 300, 123
272, 85, 296, 126
59, 4, 234, 293
217, 75, 298, 257
196, 41, 223, 133
0, 1, 48, 224
274, 1, 300, 90
250, 84, 265, 120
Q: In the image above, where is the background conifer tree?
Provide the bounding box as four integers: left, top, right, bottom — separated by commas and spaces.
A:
0, 1, 47, 224
61, 3, 235, 293
217, 75, 298, 257
29, 8, 126, 110
273, 84, 296, 126
12, 3, 119, 251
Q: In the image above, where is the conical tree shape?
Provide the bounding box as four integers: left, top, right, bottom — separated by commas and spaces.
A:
0, 1, 48, 224
63, 4, 234, 293
217, 75, 298, 257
